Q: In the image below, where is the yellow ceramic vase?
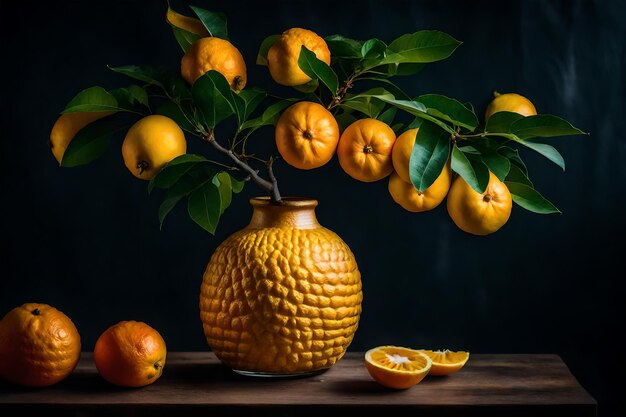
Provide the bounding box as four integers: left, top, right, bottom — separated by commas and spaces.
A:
200, 197, 362, 376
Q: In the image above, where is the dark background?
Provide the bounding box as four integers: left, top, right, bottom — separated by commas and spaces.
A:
1, 0, 624, 415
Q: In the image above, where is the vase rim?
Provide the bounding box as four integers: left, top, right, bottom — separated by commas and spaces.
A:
250, 197, 318, 208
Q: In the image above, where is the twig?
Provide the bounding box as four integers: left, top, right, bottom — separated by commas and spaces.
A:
205, 133, 283, 203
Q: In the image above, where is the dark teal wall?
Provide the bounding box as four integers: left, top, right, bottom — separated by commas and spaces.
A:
1, 1, 623, 415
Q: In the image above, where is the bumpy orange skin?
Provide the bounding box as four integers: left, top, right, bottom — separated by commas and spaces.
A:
200, 202, 362, 374
337, 118, 396, 182
94, 321, 167, 388
0, 303, 81, 387
268, 28, 331, 86
484, 93, 537, 121
447, 172, 513, 235
181, 37, 247, 90
388, 165, 451, 212
49, 112, 115, 164
275, 101, 339, 170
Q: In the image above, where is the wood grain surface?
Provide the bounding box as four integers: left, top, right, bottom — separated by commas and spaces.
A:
0, 352, 596, 417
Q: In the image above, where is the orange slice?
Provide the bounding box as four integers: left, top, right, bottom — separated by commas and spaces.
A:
419, 349, 469, 376
364, 346, 432, 389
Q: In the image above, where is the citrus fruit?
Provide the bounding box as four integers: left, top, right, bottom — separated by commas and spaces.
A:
419, 349, 469, 376
484, 92, 537, 121
201, 197, 362, 374
166, 8, 209, 36
337, 118, 396, 182
49, 112, 115, 164
391, 128, 419, 183
122, 115, 187, 180
94, 321, 167, 388
181, 37, 247, 90
267, 28, 331, 86
0, 303, 81, 387
388, 164, 451, 212
447, 171, 512, 235
275, 101, 339, 169
365, 346, 432, 389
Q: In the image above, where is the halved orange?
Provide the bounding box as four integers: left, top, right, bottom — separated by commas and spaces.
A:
364, 346, 432, 389
418, 349, 469, 376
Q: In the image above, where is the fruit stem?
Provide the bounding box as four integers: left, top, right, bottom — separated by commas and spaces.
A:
137, 161, 149, 175
205, 133, 283, 203
31, 308, 41, 316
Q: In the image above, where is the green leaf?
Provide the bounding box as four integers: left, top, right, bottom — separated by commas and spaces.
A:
451, 145, 490, 193
61, 117, 126, 167
192, 70, 235, 128
505, 164, 533, 187
189, 6, 228, 40
256, 34, 279, 65
416, 94, 478, 131
409, 121, 450, 192
486, 111, 524, 133
381, 30, 461, 65
156, 101, 197, 133
361, 38, 387, 59
110, 85, 149, 110
62, 87, 120, 113
188, 180, 222, 234
158, 174, 207, 229
238, 88, 266, 120
377, 107, 397, 125
298, 46, 339, 95
498, 146, 528, 175
465, 143, 510, 181
375, 96, 455, 133
334, 111, 358, 133
340, 95, 386, 118
293, 79, 319, 93
512, 138, 565, 170
356, 78, 411, 100
510, 114, 587, 139
172, 26, 201, 52
325, 35, 362, 58
505, 182, 560, 214
148, 154, 208, 193
212, 172, 234, 214
240, 99, 296, 130
109, 65, 168, 89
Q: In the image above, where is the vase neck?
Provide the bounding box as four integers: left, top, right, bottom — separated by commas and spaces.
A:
248, 197, 320, 229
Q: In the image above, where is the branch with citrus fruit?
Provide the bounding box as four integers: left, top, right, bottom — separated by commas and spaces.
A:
49, 4, 586, 235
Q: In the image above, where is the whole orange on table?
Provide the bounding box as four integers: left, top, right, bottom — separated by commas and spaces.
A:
94, 321, 167, 387
0, 303, 81, 387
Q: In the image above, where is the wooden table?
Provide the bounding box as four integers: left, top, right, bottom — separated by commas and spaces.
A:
0, 352, 596, 417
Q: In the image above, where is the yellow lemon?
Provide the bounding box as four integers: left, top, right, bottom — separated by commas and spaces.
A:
485, 92, 537, 121
49, 112, 114, 164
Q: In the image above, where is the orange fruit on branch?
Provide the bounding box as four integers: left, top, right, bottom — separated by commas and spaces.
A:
122, 115, 187, 180
484, 92, 537, 121
447, 171, 512, 235
181, 37, 247, 90
275, 101, 340, 169
365, 346, 432, 389
418, 349, 469, 376
388, 165, 451, 212
268, 28, 331, 86
391, 128, 420, 183
49, 112, 115, 164
337, 118, 396, 182
94, 321, 167, 388
0, 303, 81, 387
